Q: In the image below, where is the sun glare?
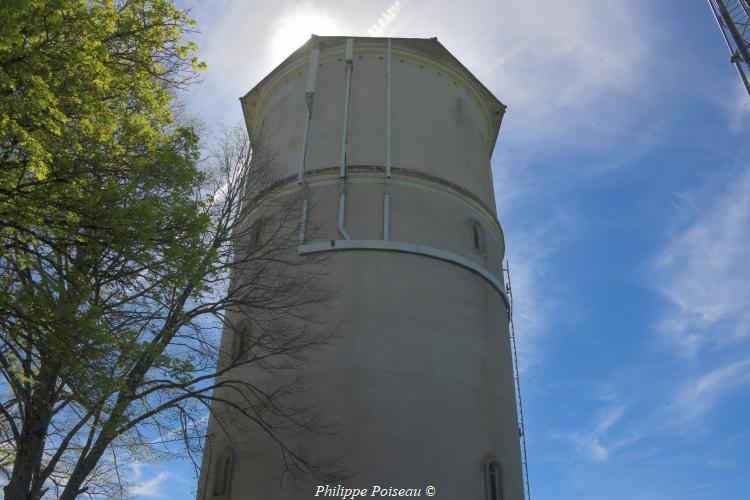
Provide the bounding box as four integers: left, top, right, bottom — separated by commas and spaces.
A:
268, 7, 345, 64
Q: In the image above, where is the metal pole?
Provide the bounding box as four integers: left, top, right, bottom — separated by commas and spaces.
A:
386, 39, 392, 179
299, 48, 320, 183
299, 199, 308, 244
338, 192, 351, 240
383, 193, 390, 240
340, 39, 354, 179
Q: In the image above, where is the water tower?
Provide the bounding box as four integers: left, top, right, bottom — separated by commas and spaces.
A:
198, 36, 525, 500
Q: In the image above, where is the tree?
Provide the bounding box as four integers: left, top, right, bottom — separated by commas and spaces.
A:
1, 0, 205, 249
0, 2, 336, 498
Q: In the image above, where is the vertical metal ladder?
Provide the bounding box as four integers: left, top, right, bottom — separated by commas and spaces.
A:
502, 261, 531, 500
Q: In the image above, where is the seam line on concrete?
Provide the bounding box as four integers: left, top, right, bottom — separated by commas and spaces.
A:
298, 239, 510, 311
268, 165, 504, 239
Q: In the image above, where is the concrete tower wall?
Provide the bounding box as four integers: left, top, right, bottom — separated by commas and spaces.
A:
199, 37, 523, 500
242, 38, 503, 210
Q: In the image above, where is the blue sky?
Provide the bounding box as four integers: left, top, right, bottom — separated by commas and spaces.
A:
131, 1, 750, 498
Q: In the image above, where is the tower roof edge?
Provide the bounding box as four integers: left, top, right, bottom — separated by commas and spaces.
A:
240, 36, 507, 154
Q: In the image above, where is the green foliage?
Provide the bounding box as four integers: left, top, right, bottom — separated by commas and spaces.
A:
0, 0, 209, 390
0, 0, 215, 496
0, 0, 204, 244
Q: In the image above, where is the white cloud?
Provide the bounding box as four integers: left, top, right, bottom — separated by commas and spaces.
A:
653, 167, 750, 357
473, 1, 655, 375
671, 356, 750, 424
586, 405, 625, 461
648, 166, 750, 432
132, 472, 170, 497
501, 209, 574, 374
430, 0, 653, 148
130, 463, 171, 498
554, 401, 626, 462
728, 82, 750, 132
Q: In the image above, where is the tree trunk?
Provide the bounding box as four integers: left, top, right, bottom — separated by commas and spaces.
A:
3, 360, 58, 500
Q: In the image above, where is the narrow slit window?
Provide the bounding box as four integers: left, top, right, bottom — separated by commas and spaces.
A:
470, 219, 486, 253
231, 321, 250, 359
250, 219, 263, 246
213, 450, 235, 497
486, 459, 503, 500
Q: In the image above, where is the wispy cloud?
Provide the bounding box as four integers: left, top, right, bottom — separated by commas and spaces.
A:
642, 481, 719, 499
652, 167, 750, 358
585, 404, 625, 461
455, 1, 652, 148
472, 1, 656, 376
501, 208, 575, 373
554, 400, 626, 462
671, 356, 750, 424
130, 463, 171, 498
727, 82, 750, 133
366, 1, 402, 37
645, 163, 750, 438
